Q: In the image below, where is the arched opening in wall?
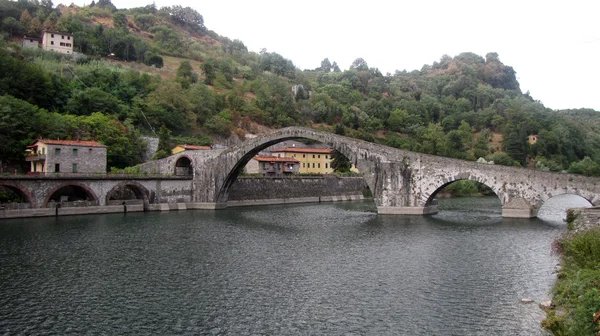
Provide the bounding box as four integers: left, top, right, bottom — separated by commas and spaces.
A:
0, 184, 32, 210
174, 156, 192, 176
223, 138, 371, 208
537, 194, 592, 226
106, 183, 150, 208
46, 185, 98, 208
427, 179, 501, 221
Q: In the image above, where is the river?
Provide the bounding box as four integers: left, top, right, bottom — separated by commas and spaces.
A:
0, 196, 590, 335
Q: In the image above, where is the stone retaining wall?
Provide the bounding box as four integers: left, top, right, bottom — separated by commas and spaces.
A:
569, 207, 600, 233
227, 176, 368, 201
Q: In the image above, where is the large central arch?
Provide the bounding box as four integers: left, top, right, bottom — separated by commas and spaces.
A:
210, 128, 380, 206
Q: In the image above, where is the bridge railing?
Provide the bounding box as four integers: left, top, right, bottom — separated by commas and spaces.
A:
1, 172, 191, 180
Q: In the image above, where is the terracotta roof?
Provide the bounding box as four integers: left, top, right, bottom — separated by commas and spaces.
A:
176, 144, 211, 150
27, 139, 106, 148
253, 155, 300, 163
271, 147, 334, 154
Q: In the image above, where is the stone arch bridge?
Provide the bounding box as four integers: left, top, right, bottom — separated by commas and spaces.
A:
3, 127, 599, 219
138, 127, 600, 218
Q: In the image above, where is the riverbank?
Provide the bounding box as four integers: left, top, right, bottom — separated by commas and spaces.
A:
541, 207, 600, 335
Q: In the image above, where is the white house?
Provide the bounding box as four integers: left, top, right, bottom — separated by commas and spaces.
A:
41, 31, 73, 54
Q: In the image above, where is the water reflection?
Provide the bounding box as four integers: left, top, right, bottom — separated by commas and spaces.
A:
0, 197, 571, 335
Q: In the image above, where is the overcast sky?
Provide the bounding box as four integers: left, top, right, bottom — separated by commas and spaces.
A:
59, 0, 600, 111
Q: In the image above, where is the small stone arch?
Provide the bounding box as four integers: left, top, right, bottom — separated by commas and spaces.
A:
0, 181, 35, 208
105, 181, 151, 209
423, 175, 503, 207
537, 189, 595, 209
174, 155, 193, 176
43, 182, 99, 208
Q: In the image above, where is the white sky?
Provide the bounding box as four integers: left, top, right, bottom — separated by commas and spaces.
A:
60, 0, 600, 111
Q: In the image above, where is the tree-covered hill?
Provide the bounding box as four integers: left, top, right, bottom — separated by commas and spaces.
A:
1, 0, 600, 176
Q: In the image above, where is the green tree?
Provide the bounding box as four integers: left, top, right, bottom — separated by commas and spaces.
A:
202, 59, 216, 85
65, 87, 126, 117
502, 122, 528, 166
0, 95, 40, 165
176, 60, 196, 88
153, 125, 172, 160
331, 150, 351, 173
568, 157, 600, 176
320, 58, 331, 72
3, 17, 22, 37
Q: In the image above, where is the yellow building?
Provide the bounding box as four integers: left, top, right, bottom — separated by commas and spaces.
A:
172, 144, 211, 155
270, 148, 335, 174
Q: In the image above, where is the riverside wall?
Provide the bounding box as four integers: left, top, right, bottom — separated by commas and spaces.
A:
569, 207, 600, 233
226, 175, 368, 207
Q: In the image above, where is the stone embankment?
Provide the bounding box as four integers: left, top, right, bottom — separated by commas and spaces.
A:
227, 175, 368, 207
568, 206, 600, 232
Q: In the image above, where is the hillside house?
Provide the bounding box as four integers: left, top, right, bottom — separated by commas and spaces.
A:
41, 31, 73, 54
528, 134, 539, 145
22, 36, 39, 49
25, 139, 107, 175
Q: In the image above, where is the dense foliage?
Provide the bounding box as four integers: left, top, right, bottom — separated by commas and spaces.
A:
542, 226, 600, 335
1, 0, 600, 175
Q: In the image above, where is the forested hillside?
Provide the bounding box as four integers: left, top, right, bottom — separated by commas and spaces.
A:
1, 0, 600, 175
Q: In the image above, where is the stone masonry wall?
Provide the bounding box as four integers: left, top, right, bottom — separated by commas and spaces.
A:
227, 176, 368, 201
570, 207, 600, 233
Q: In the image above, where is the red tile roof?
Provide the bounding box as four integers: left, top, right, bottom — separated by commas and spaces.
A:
271, 147, 334, 154
176, 144, 211, 150
253, 155, 300, 163
27, 139, 106, 148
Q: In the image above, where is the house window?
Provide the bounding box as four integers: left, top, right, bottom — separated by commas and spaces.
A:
312, 154, 315, 158
55, 163, 60, 172
325, 155, 328, 159
318, 163, 320, 168
68, 36, 70, 40
51, 41, 54, 45
326, 163, 328, 168
61, 35, 64, 39
51, 34, 54, 37
42, 148, 45, 154
293, 154, 296, 157
318, 155, 321, 158
55, 148, 61, 156
303, 154, 305, 158
73, 148, 78, 157
312, 163, 315, 168
72, 163, 77, 173
302, 163, 305, 168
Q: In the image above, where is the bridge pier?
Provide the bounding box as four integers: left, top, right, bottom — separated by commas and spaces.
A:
501, 207, 538, 218
377, 205, 439, 215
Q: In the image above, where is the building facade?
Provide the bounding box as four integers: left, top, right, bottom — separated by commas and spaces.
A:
172, 144, 212, 155
25, 139, 107, 175
22, 36, 39, 49
244, 156, 299, 176
41, 31, 73, 54
270, 148, 335, 174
